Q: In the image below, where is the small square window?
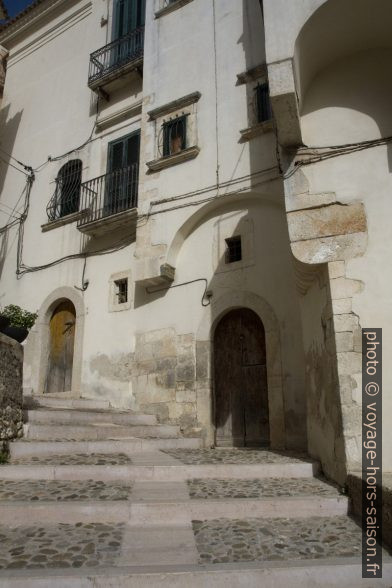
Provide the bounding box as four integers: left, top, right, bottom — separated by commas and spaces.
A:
115, 278, 128, 304
162, 115, 187, 157
255, 83, 272, 123
225, 236, 242, 264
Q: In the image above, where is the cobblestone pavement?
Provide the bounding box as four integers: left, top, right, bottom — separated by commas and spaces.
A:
188, 477, 340, 499
192, 516, 361, 563
163, 448, 310, 465
11, 453, 132, 465
0, 523, 125, 569
0, 480, 131, 501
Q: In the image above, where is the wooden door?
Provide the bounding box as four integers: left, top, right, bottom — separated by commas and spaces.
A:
46, 301, 76, 394
214, 308, 269, 447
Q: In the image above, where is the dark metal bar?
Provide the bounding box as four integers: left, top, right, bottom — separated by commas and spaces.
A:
78, 164, 139, 227
88, 27, 144, 86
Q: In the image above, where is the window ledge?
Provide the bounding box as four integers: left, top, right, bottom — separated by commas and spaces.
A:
155, 0, 194, 19
146, 145, 200, 172
96, 100, 142, 132
41, 209, 88, 232
239, 120, 274, 142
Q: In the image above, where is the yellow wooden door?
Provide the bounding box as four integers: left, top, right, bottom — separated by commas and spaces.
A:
46, 301, 76, 393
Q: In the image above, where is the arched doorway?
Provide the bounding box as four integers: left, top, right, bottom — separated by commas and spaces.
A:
45, 300, 76, 394
214, 308, 270, 447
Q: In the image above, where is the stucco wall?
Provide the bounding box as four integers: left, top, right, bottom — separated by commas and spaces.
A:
0, 333, 23, 441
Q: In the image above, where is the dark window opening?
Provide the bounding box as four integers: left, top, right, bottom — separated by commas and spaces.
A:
113, 0, 145, 40
115, 278, 128, 304
105, 130, 140, 214
47, 159, 82, 221
255, 82, 272, 123
162, 116, 187, 157
225, 236, 242, 264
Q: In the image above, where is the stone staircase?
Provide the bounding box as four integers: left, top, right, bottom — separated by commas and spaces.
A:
0, 396, 391, 587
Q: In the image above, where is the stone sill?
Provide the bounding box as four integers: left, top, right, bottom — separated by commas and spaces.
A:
41, 210, 88, 232
147, 91, 201, 121
146, 146, 200, 172
155, 0, 194, 19
239, 120, 274, 142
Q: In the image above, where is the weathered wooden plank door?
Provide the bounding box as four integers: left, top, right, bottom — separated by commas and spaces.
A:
214, 308, 269, 447
46, 301, 76, 394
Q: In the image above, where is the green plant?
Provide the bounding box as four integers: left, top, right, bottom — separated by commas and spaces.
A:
0, 451, 8, 465
1, 305, 37, 329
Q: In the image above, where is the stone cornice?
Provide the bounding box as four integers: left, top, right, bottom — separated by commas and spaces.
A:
0, 0, 84, 46
147, 92, 201, 121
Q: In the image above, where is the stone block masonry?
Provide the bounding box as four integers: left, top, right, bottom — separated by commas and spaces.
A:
0, 333, 23, 442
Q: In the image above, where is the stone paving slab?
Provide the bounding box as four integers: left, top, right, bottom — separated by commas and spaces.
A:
162, 449, 312, 465
10, 453, 132, 466
0, 480, 131, 502
0, 523, 125, 570
192, 516, 362, 564
188, 478, 340, 499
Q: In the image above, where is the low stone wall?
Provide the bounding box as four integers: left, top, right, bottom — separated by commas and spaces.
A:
347, 472, 392, 549
0, 332, 23, 442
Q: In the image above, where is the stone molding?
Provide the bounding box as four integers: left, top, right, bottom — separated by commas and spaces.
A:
155, 0, 194, 19
236, 63, 267, 85
147, 92, 201, 121
41, 209, 88, 232
239, 120, 274, 142
146, 146, 200, 173
96, 101, 142, 133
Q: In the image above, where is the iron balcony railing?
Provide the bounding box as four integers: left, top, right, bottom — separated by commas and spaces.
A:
78, 164, 139, 228
88, 27, 144, 87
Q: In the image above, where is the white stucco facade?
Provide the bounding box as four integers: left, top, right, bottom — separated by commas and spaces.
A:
0, 0, 390, 484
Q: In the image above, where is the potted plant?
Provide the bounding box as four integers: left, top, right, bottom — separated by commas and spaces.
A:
0, 305, 37, 343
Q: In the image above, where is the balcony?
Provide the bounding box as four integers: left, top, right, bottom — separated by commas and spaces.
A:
78, 164, 139, 236
88, 27, 144, 93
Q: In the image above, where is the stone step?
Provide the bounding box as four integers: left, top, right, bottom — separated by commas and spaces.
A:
25, 408, 157, 427
23, 395, 112, 411
1, 562, 391, 588
0, 496, 349, 526
23, 423, 180, 441
0, 518, 390, 587
10, 438, 201, 459
0, 461, 319, 482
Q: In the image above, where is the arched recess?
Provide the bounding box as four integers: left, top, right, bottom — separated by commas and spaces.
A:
195, 290, 286, 449
166, 191, 282, 270
294, 0, 392, 108
24, 287, 85, 397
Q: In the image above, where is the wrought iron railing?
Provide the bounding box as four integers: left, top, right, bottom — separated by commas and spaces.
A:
78, 164, 139, 228
46, 160, 82, 222
88, 27, 144, 86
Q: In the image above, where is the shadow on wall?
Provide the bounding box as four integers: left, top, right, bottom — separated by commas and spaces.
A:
0, 105, 23, 196
295, 0, 392, 171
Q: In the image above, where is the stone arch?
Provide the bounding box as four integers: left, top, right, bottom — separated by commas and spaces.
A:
166, 192, 281, 270
195, 290, 286, 449
24, 287, 85, 397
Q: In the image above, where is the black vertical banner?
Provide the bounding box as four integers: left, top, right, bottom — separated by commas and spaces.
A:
362, 329, 382, 578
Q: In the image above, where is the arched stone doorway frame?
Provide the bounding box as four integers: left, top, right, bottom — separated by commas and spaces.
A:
24, 287, 85, 397
196, 290, 286, 449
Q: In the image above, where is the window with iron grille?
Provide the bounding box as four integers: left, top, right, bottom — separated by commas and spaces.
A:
255, 83, 272, 123
115, 278, 128, 304
225, 236, 242, 264
47, 160, 82, 221
162, 115, 187, 157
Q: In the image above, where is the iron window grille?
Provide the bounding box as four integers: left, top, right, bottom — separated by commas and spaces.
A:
225, 236, 242, 264
46, 160, 82, 221
159, 115, 188, 157
254, 82, 272, 124
115, 278, 128, 304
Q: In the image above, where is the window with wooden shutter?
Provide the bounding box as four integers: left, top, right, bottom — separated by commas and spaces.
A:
106, 131, 140, 213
